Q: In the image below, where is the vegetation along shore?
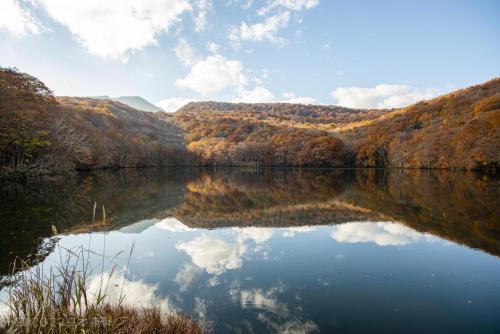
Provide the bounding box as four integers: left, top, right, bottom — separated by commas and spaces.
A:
1, 67, 499, 182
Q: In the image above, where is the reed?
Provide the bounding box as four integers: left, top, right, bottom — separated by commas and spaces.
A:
0, 235, 203, 333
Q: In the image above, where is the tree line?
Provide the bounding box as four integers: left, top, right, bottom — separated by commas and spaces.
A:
0, 67, 192, 181
1, 67, 498, 180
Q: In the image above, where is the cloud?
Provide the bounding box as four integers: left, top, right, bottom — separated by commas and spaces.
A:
207, 41, 220, 53
227, 0, 254, 10
330, 84, 439, 109
330, 222, 433, 246
236, 283, 319, 333
0, 0, 44, 36
154, 218, 196, 232
240, 286, 284, 311
232, 88, 318, 104
192, 0, 212, 31
258, 0, 319, 16
87, 272, 177, 314
175, 263, 202, 292
155, 97, 196, 113
235, 227, 274, 244
228, 11, 290, 45
281, 92, 317, 105
174, 38, 200, 67
176, 235, 247, 275
176, 54, 247, 95
233, 86, 275, 103
35, 0, 192, 61
282, 226, 317, 238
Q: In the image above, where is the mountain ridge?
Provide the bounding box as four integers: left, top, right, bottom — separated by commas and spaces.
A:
92, 95, 164, 112
1, 67, 498, 178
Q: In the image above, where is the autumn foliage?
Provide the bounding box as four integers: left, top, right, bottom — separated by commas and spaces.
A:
0, 67, 191, 179
1, 67, 499, 177
174, 79, 499, 169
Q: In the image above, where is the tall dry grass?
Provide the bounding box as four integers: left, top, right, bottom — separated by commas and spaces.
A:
0, 225, 204, 334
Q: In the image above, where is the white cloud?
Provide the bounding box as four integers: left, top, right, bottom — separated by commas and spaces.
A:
330, 84, 439, 109
176, 54, 247, 95
235, 227, 274, 244
281, 92, 317, 104
87, 272, 177, 314
0, 0, 44, 36
282, 226, 317, 238
174, 38, 200, 67
35, 0, 192, 61
233, 86, 275, 103
227, 0, 254, 10
240, 287, 283, 311
154, 218, 196, 232
192, 0, 212, 32
176, 235, 247, 275
237, 283, 319, 333
207, 41, 220, 53
258, 0, 319, 16
193, 297, 209, 320
330, 222, 433, 246
258, 313, 320, 334
155, 97, 196, 113
230, 88, 319, 104
229, 11, 290, 45
175, 263, 202, 292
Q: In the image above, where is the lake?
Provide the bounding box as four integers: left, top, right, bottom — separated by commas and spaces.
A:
1, 168, 499, 333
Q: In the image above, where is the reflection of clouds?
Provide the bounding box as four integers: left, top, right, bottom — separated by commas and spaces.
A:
236, 227, 274, 244
233, 283, 319, 334
176, 236, 246, 275
194, 297, 209, 320
330, 222, 432, 246
257, 313, 319, 334
155, 218, 196, 232
87, 272, 177, 314
240, 284, 286, 313
282, 226, 317, 238
0, 299, 9, 317
176, 227, 276, 276
175, 263, 202, 292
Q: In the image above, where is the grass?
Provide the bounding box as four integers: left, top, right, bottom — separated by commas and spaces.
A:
0, 226, 204, 333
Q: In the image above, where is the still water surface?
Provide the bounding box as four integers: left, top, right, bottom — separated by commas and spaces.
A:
1, 169, 499, 333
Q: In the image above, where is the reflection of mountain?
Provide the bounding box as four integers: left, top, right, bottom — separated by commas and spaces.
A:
172, 169, 500, 256
0, 169, 191, 277
1, 168, 499, 277
342, 170, 500, 257
173, 170, 384, 228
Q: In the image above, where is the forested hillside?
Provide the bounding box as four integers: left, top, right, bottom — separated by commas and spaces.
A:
173, 79, 500, 169
0, 67, 190, 180
346, 79, 500, 169
1, 67, 498, 179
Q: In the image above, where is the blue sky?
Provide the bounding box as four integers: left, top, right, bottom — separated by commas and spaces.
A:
1, 0, 499, 111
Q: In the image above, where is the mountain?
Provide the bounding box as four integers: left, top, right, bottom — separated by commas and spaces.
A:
93, 95, 164, 112
0, 67, 191, 178
1, 67, 498, 178
173, 78, 500, 169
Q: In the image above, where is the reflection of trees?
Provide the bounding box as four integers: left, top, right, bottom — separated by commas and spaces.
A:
2, 168, 499, 278
173, 169, 381, 228
0, 169, 192, 277
343, 170, 500, 257
173, 169, 500, 257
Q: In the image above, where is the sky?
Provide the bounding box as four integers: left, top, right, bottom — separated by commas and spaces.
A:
1, 0, 499, 112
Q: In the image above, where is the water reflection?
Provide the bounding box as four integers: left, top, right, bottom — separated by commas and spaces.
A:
330, 222, 435, 246
1, 169, 499, 333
